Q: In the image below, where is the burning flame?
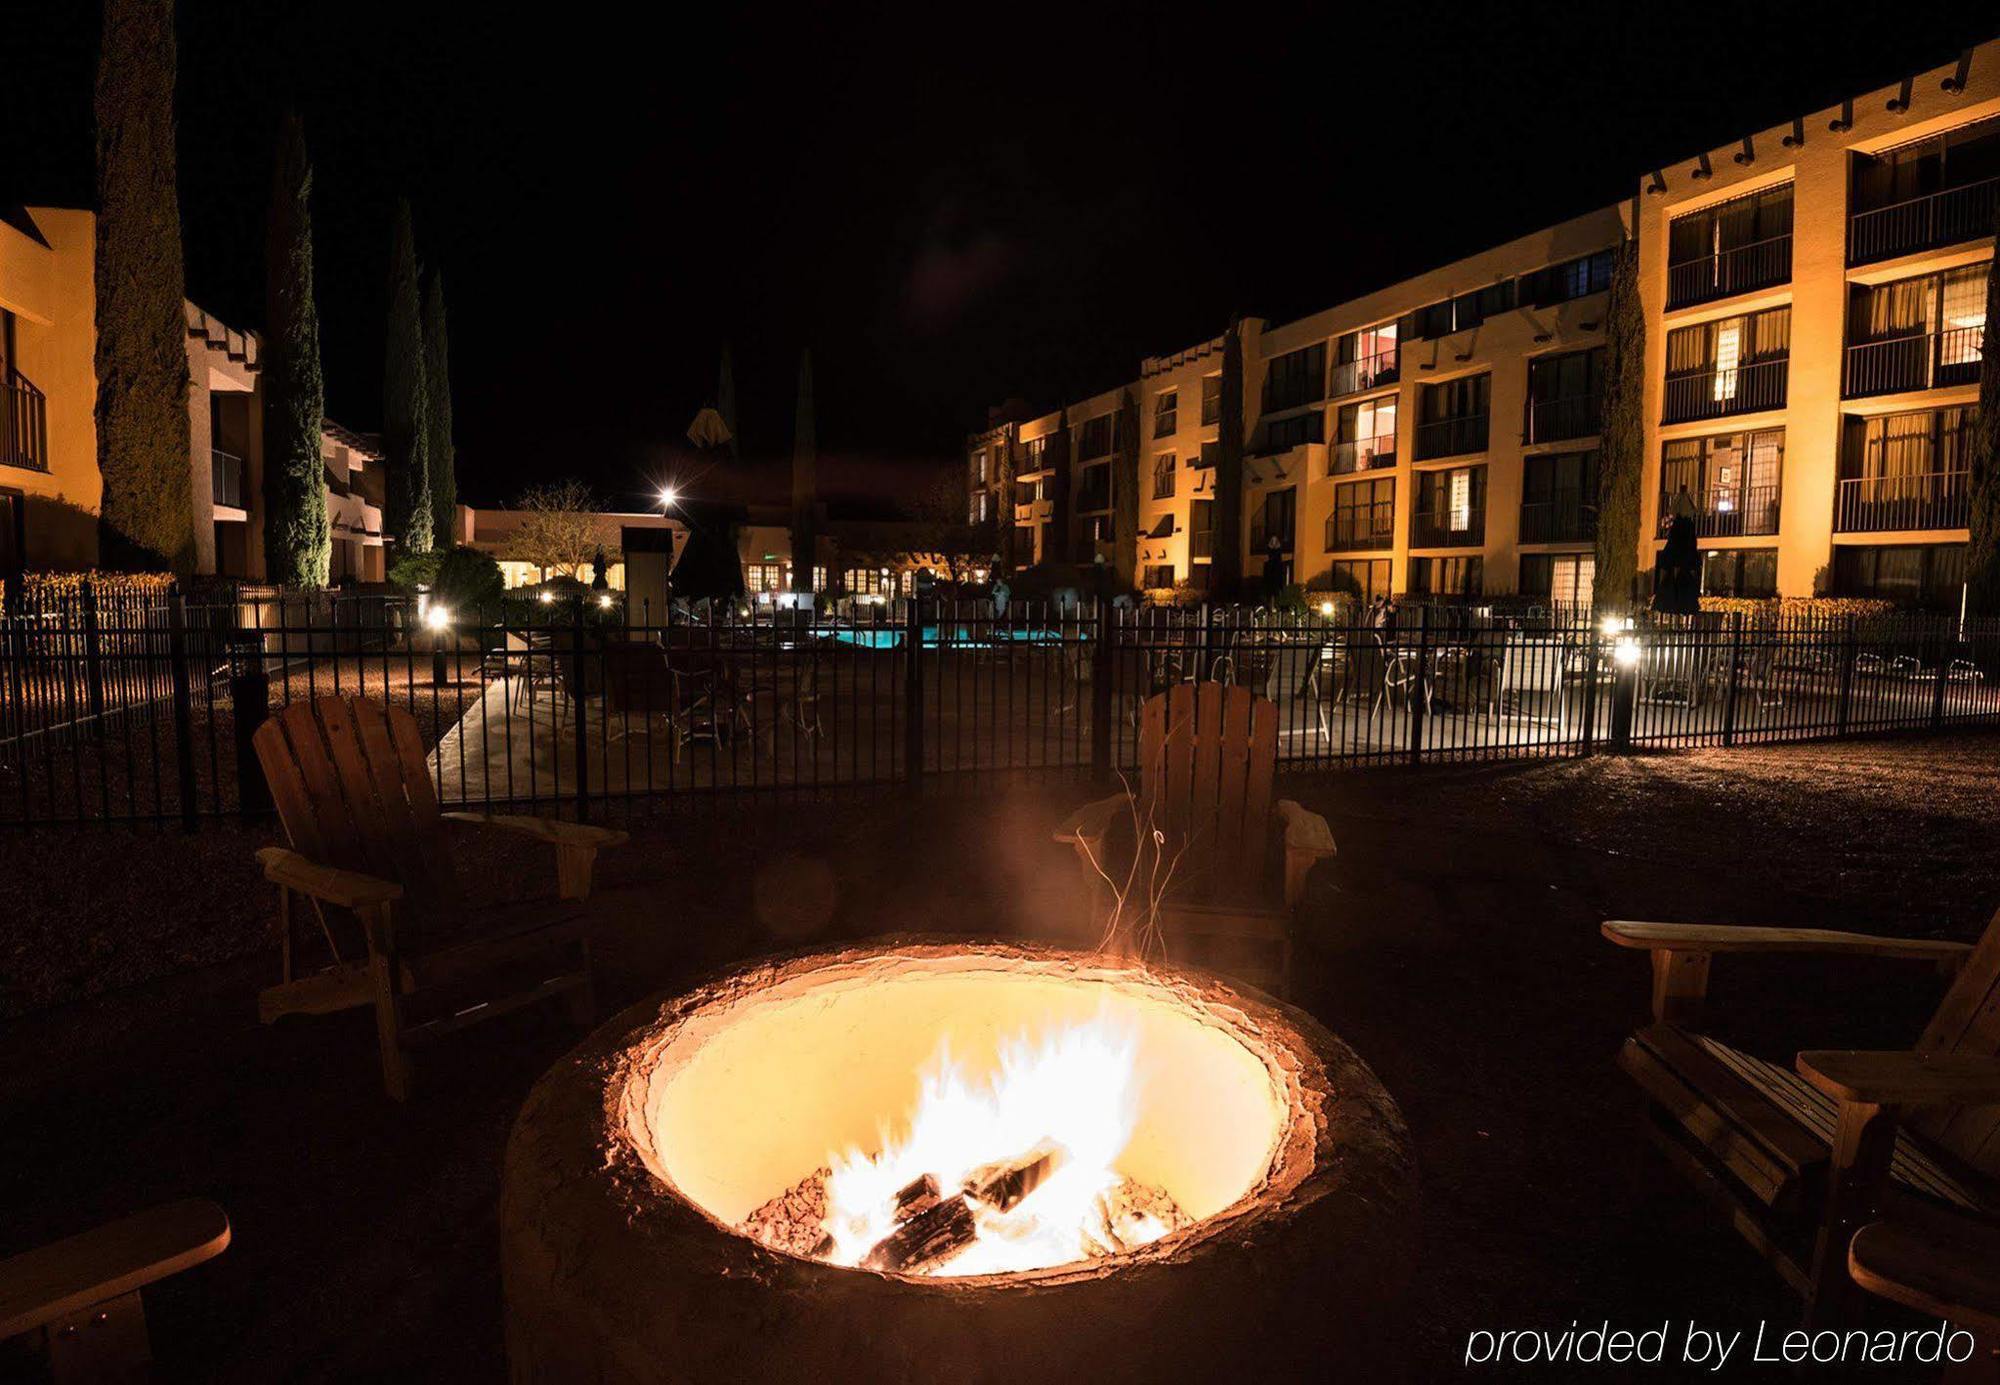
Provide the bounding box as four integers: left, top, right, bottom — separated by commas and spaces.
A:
820, 1015, 1169, 1276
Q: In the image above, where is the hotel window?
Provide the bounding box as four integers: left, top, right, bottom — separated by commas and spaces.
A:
1415, 374, 1490, 460
1331, 397, 1396, 474
1662, 307, 1789, 423
1154, 389, 1178, 438
1413, 465, 1485, 547
973, 449, 989, 483
1023, 435, 1050, 471
1665, 186, 1794, 309
1255, 411, 1322, 456
812, 565, 827, 592
745, 563, 785, 593
1524, 348, 1603, 444
1330, 321, 1399, 395
1521, 249, 1618, 308
1143, 564, 1175, 589
1660, 429, 1783, 537
1844, 264, 1988, 397
1325, 476, 1395, 552
970, 491, 990, 523
1189, 499, 1215, 558
1261, 342, 1327, 412
1075, 413, 1117, 461
1520, 450, 1599, 543
1519, 552, 1596, 605
1404, 281, 1514, 340
1076, 461, 1112, 513
1699, 549, 1778, 598
1200, 374, 1222, 425
1409, 555, 1483, 597
1250, 486, 1297, 555
1849, 116, 2000, 264
1831, 542, 1967, 607
1327, 558, 1391, 603
1837, 406, 1976, 533
1153, 453, 1176, 500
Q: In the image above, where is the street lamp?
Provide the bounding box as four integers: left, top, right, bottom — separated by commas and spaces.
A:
657, 484, 679, 511
425, 602, 451, 687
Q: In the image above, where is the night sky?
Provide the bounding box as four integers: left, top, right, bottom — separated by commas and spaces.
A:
4, 1, 1998, 509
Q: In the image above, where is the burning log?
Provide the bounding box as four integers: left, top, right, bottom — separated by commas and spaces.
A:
861, 1195, 977, 1274
967, 1140, 1062, 1212
893, 1173, 942, 1221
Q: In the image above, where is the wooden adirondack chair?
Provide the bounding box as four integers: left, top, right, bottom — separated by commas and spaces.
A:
1604, 910, 2000, 1325
0, 1199, 229, 1382
253, 696, 628, 1100
1850, 1211, 2000, 1381
1054, 682, 1336, 995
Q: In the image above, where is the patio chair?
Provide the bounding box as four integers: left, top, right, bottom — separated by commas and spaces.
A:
744, 651, 824, 757
0, 1199, 230, 1380
1849, 1210, 2000, 1379
1053, 682, 1336, 996
601, 640, 679, 756
1603, 906, 2000, 1325
252, 696, 628, 1100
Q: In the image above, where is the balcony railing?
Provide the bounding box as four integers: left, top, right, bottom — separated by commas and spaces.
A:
1834, 470, 1971, 532
1842, 327, 1984, 398
1661, 356, 1787, 424
1411, 507, 1485, 548
1248, 515, 1295, 555
1413, 413, 1489, 460
1518, 490, 1598, 543
2, 373, 49, 473
1523, 393, 1601, 445
1848, 177, 2000, 265
1665, 234, 1793, 310
212, 448, 245, 509
1329, 438, 1396, 475
1324, 514, 1394, 551
1657, 484, 1781, 538
1328, 348, 1399, 397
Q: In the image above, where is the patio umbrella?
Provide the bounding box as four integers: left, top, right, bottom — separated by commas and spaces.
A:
669, 501, 746, 603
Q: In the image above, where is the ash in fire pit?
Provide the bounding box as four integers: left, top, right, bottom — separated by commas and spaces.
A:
739, 1018, 1196, 1276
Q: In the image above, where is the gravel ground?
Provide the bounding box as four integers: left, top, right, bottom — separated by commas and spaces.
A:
1, 731, 1996, 1380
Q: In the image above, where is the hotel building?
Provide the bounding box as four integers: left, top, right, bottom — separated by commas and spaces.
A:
970, 38, 2000, 609
1, 204, 387, 584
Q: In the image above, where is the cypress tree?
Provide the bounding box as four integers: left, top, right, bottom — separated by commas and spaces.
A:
93, 0, 195, 572
382, 199, 431, 554
789, 350, 817, 594
262, 112, 329, 588
1965, 225, 2000, 615
1593, 239, 1645, 612
423, 270, 456, 545
1212, 319, 1246, 600
1112, 387, 1138, 588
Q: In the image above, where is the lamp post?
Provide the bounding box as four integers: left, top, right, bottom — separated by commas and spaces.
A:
426, 601, 451, 688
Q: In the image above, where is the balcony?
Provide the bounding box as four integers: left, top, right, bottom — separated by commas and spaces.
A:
1328, 348, 1399, 398
1848, 177, 2000, 265
1842, 328, 1984, 398
212, 448, 245, 509
1329, 438, 1396, 475
1657, 484, 1781, 538
1523, 393, 1601, 445
1518, 490, 1597, 543
1665, 234, 1793, 310
1411, 505, 1484, 548
1, 372, 49, 473
1834, 471, 1971, 532
1324, 514, 1394, 552
1660, 357, 1787, 424
1413, 414, 1488, 461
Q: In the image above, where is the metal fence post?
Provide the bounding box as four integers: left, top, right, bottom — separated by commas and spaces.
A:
1931, 616, 1951, 730
81, 583, 106, 733
167, 594, 198, 829
231, 636, 272, 816
904, 592, 924, 783
1578, 627, 1599, 754
1721, 612, 1743, 748
1090, 600, 1113, 782
571, 597, 590, 822
1836, 616, 1857, 736
1407, 605, 1428, 765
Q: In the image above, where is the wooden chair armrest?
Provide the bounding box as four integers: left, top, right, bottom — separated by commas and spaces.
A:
1054, 794, 1129, 851
0, 1198, 230, 1340
1849, 1217, 2000, 1339
1796, 1051, 2000, 1107
256, 847, 402, 909
441, 812, 630, 850
1601, 921, 1971, 963
1274, 801, 1336, 858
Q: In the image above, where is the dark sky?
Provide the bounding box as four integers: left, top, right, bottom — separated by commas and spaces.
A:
5, 1, 1998, 508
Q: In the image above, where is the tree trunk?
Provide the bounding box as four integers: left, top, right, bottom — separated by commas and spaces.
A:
1594, 238, 1645, 613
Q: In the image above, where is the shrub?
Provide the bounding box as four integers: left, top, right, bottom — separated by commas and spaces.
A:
390, 546, 503, 614
0, 570, 176, 604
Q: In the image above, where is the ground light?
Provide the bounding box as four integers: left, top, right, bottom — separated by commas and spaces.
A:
425, 603, 451, 687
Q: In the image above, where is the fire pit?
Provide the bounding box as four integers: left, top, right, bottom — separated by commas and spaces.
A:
502, 942, 1416, 1383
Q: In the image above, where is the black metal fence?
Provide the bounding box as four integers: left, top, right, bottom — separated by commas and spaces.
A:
4, 591, 1999, 827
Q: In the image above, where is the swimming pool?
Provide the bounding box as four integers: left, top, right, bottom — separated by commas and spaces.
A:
824, 626, 1063, 650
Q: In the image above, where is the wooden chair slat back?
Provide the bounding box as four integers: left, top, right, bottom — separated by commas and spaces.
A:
253, 697, 460, 914
1916, 908, 2000, 1177
1138, 683, 1278, 900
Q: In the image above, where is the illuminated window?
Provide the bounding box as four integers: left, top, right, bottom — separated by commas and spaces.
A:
1154, 390, 1178, 438
1153, 454, 1176, 499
